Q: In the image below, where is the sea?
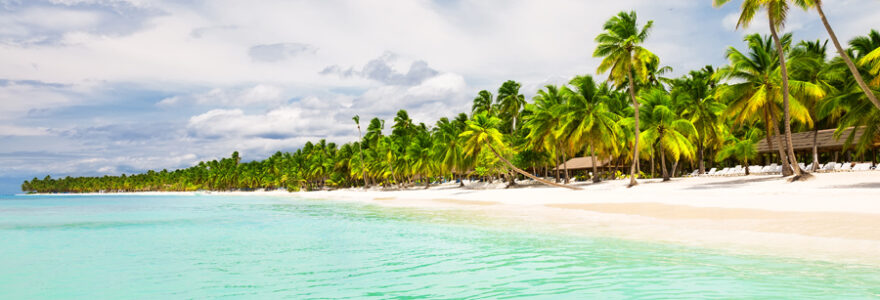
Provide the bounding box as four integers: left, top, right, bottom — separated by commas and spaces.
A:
1, 194, 878, 299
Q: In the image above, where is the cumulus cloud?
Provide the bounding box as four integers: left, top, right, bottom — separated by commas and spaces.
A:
0, 0, 161, 46
321, 52, 440, 86
3, 0, 880, 190
248, 43, 317, 62
185, 72, 468, 149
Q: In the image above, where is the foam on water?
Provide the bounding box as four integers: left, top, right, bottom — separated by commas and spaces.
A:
1, 195, 879, 299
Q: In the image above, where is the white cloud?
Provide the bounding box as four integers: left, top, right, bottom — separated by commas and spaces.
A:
158, 84, 286, 108
0, 125, 49, 137
3, 0, 880, 182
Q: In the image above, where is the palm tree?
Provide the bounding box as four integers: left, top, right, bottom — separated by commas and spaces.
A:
671, 66, 724, 174
715, 33, 822, 177
406, 129, 435, 188
496, 80, 527, 133
854, 29, 880, 88
461, 112, 579, 190
352, 115, 369, 188
713, 0, 812, 180
433, 117, 466, 186
524, 85, 568, 183
790, 39, 835, 171
593, 10, 657, 187
472, 90, 494, 116
716, 127, 762, 175
818, 30, 880, 156
561, 75, 623, 183
638, 88, 698, 181
800, 1, 880, 110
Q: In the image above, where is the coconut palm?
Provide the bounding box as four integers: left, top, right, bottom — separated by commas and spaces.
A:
790, 39, 837, 171
496, 80, 527, 133
798, 1, 880, 110
561, 75, 623, 183
593, 10, 657, 187
671, 66, 724, 174
472, 90, 494, 116
712, 0, 812, 179
715, 127, 763, 175
433, 117, 466, 186
715, 33, 822, 177
352, 115, 369, 188
818, 30, 880, 155
461, 112, 579, 190
406, 129, 436, 188
854, 29, 880, 88
524, 85, 569, 183
638, 88, 698, 181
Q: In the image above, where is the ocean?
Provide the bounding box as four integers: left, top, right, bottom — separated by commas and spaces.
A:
1, 194, 878, 299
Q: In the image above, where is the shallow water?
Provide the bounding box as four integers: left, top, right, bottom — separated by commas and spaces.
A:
1, 194, 879, 299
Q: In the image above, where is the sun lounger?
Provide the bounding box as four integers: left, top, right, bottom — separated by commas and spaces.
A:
748, 166, 761, 174
854, 163, 872, 171
706, 168, 717, 175
841, 162, 853, 171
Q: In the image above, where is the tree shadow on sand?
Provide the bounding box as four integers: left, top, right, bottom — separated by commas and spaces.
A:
686, 176, 786, 190
824, 182, 880, 189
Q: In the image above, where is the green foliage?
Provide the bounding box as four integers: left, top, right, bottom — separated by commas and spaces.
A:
21, 11, 880, 193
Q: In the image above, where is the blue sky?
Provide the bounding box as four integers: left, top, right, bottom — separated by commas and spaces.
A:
1, 0, 878, 193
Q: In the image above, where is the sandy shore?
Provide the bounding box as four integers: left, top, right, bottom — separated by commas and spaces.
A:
295, 172, 880, 265
30, 172, 880, 264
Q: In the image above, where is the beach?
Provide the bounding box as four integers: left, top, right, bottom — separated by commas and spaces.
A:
292, 171, 880, 265
55, 171, 880, 265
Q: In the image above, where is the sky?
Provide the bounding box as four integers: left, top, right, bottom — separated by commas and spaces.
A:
1, 0, 878, 193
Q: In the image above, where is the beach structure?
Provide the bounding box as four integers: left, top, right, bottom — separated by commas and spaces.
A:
552, 157, 622, 179
755, 127, 880, 165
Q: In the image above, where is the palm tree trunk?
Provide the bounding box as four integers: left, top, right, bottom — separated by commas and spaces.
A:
589, 143, 600, 183
814, 2, 880, 110
811, 128, 820, 172
507, 170, 517, 187
559, 142, 570, 184
745, 157, 750, 175
672, 159, 679, 178
697, 136, 705, 174
356, 127, 369, 188
769, 112, 793, 176
626, 70, 640, 187
486, 144, 580, 190
769, 15, 810, 179
554, 152, 561, 183
660, 142, 669, 181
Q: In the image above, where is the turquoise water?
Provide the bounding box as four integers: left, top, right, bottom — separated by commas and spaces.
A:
1, 195, 879, 299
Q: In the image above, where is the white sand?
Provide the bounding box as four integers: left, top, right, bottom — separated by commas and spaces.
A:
293, 172, 880, 265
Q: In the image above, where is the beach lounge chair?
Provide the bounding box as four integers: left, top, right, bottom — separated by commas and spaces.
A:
748, 165, 761, 174
855, 163, 872, 171
707, 168, 717, 175
821, 162, 835, 172
841, 162, 853, 171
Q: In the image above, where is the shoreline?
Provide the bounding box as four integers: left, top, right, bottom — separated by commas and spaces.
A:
20, 172, 880, 265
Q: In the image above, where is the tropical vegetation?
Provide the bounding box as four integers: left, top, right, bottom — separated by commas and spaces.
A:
22, 8, 880, 194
